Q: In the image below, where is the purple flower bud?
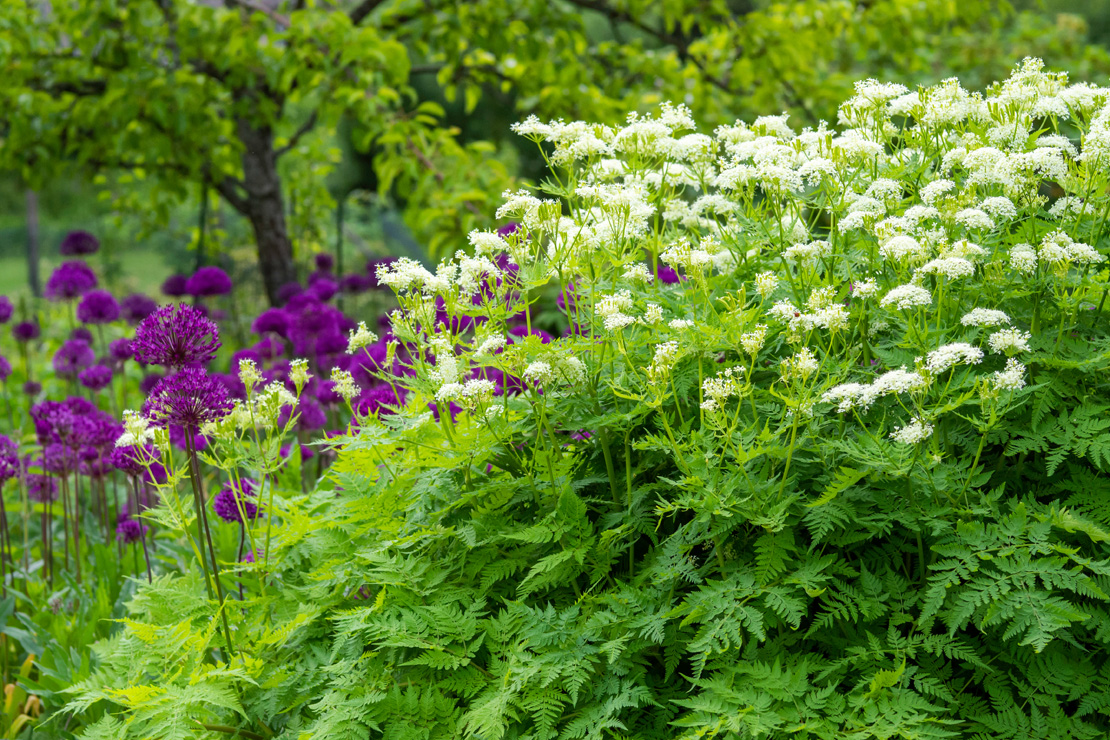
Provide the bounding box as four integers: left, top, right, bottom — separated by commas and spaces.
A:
0, 296, 12, 324
161, 274, 189, 297
120, 293, 158, 325
186, 266, 233, 297
78, 364, 113, 391
59, 230, 100, 256
76, 289, 121, 324
12, 321, 40, 342
45, 261, 98, 301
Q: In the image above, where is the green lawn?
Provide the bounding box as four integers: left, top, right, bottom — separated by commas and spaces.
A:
0, 248, 175, 301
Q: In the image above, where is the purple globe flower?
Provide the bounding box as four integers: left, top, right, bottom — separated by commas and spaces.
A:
143, 366, 233, 430
0, 355, 10, 382
254, 336, 285, 361
161, 274, 189, 297
0, 296, 12, 324
109, 337, 134, 363
314, 253, 335, 272
276, 281, 303, 305
116, 518, 148, 544
186, 266, 233, 297
251, 308, 289, 336
139, 373, 163, 394
278, 398, 327, 431
12, 321, 40, 342
76, 289, 121, 324
109, 444, 154, 476
356, 384, 407, 417
45, 261, 98, 301
59, 230, 100, 256
22, 381, 41, 397
508, 325, 553, 344
78, 364, 113, 391
0, 435, 17, 483
71, 327, 94, 343
53, 339, 95, 378
120, 293, 158, 325
308, 278, 338, 302
27, 475, 58, 503
657, 264, 683, 284
340, 274, 371, 294
213, 479, 260, 523
133, 303, 221, 368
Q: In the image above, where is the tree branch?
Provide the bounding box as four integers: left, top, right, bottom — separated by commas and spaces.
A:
404, 138, 483, 218
275, 110, 319, 158
349, 0, 388, 25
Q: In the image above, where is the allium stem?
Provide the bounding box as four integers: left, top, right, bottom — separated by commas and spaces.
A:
184, 431, 236, 658
130, 477, 152, 584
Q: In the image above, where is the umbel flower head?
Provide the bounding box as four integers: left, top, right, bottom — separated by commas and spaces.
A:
143, 366, 233, 430
133, 303, 221, 368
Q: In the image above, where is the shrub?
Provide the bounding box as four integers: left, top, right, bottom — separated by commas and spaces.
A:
71, 59, 1110, 739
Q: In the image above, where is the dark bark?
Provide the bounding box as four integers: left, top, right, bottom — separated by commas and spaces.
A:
26, 189, 41, 297
227, 118, 298, 305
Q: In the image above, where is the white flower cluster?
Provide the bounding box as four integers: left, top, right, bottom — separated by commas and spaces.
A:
922, 343, 984, 375
597, 290, 636, 331
701, 367, 745, 412
988, 328, 1032, 355
889, 417, 934, 445
961, 308, 1011, 327
821, 367, 931, 412
880, 284, 932, 311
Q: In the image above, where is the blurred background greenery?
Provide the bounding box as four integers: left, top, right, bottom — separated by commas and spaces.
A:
1, 0, 1108, 302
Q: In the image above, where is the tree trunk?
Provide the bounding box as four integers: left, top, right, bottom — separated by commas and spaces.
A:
25, 189, 41, 298
234, 118, 297, 305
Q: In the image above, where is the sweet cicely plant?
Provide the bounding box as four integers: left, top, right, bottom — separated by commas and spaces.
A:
69, 59, 1110, 740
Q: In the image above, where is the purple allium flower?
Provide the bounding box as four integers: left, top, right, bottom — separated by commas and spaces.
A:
71, 327, 94, 344
22, 381, 41, 397
12, 321, 40, 342
276, 282, 302, 305
139, 373, 163, 394
0, 296, 12, 324
143, 366, 233, 430
186, 266, 233, 297
317, 380, 342, 406
59, 230, 100, 256
27, 475, 58, 503
76, 289, 121, 324
657, 264, 683, 284
253, 336, 285, 361
45, 260, 98, 301
340, 274, 371, 294
365, 257, 398, 288
109, 444, 154, 476
161, 274, 189, 297
133, 303, 220, 368
308, 278, 338, 302
213, 478, 260, 523
0, 355, 10, 382
109, 337, 133, 363
509, 325, 553, 344
78, 364, 113, 391
53, 339, 95, 378
120, 293, 158, 325
251, 308, 289, 336
314, 253, 335, 273
230, 349, 263, 375
278, 398, 326, 431
116, 518, 148, 544
356, 384, 407, 417
0, 435, 18, 483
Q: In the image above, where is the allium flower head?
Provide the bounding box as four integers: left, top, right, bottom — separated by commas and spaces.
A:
213, 479, 260, 523
143, 367, 233, 430
0, 435, 18, 483
53, 339, 95, 378
78, 364, 113, 391
0, 355, 10, 382
76, 289, 121, 324
116, 518, 148, 544
120, 294, 158, 324
27, 475, 58, 503
0, 296, 12, 324
59, 230, 100, 256
161, 274, 189, 297
186, 266, 233, 297
315, 253, 335, 272
109, 337, 134, 363
12, 321, 39, 342
133, 303, 221, 368
45, 261, 98, 301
